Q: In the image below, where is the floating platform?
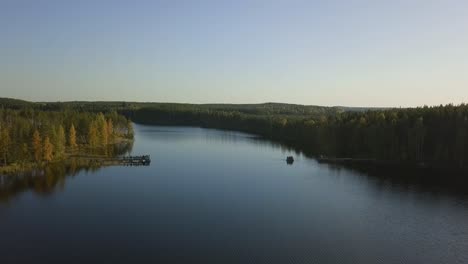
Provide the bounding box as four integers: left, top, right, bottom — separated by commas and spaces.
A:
116, 155, 151, 166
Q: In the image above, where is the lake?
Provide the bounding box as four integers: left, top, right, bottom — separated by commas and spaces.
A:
1, 124, 468, 264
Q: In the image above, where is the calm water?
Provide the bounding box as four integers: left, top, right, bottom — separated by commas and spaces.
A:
1, 124, 468, 264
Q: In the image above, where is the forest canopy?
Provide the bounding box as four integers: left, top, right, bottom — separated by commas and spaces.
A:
129, 103, 468, 166
0, 102, 133, 170
2, 97, 468, 169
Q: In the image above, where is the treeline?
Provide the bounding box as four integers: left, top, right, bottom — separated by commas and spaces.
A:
3, 97, 468, 168
4, 99, 351, 117
131, 104, 468, 167
0, 108, 133, 167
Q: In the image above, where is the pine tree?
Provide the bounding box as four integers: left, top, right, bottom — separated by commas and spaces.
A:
32, 130, 42, 162
43, 136, 54, 162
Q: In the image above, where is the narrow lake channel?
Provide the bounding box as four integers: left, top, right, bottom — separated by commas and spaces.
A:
1, 124, 467, 264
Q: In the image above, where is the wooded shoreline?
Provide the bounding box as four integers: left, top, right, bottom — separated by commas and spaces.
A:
0, 101, 134, 175
0, 138, 134, 175
3, 98, 468, 176
128, 103, 468, 173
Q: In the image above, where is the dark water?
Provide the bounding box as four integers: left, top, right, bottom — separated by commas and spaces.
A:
1, 124, 468, 264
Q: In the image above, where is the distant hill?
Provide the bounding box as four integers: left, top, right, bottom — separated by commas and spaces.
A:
0, 97, 36, 109
0, 97, 389, 116
334, 106, 391, 112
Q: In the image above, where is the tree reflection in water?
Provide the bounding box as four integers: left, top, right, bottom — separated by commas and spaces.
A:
0, 141, 133, 203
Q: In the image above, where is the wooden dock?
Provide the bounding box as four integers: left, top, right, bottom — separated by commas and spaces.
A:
116, 155, 151, 166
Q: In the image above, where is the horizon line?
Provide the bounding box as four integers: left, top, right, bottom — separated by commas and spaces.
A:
2, 96, 467, 109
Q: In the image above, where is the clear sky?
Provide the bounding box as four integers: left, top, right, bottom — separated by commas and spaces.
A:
1, 0, 468, 107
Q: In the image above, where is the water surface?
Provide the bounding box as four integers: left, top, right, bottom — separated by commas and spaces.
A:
1, 124, 467, 263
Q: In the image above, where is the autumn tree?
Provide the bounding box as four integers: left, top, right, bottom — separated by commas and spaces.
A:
126, 119, 134, 138
69, 124, 78, 149
94, 113, 108, 146
101, 120, 108, 146
20, 143, 29, 164
43, 136, 54, 162
54, 125, 66, 157
0, 126, 11, 165
32, 130, 42, 162
107, 119, 114, 143
87, 121, 99, 148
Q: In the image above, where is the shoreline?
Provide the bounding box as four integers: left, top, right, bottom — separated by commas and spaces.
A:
0, 138, 134, 176
134, 122, 468, 173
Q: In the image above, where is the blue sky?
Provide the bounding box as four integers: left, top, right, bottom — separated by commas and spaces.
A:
1, 0, 468, 106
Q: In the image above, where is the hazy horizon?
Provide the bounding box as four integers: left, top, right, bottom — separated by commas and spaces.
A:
2, 0, 468, 107
5, 95, 464, 109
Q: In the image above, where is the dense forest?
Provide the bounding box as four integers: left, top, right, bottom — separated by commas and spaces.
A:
129, 103, 468, 168
3, 97, 468, 171
0, 99, 133, 173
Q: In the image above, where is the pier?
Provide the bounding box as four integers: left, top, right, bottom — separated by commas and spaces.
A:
67, 154, 151, 167
116, 155, 151, 166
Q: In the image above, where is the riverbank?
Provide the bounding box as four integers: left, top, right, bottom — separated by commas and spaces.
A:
132, 120, 468, 175
0, 138, 134, 176
129, 103, 468, 171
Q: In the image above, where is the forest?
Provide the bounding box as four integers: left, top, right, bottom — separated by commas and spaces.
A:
0, 99, 133, 174
2, 97, 468, 171
129, 103, 468, 169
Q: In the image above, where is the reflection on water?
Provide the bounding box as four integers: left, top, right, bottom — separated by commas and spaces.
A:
3, 126, 466, 204
1, 124, 468, 264
1, 159, 100, 203
0, 140, 134, 203
319, 162, 468, 199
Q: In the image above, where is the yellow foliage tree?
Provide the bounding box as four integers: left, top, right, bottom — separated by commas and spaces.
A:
88, 121, 99, 148
0, 126, 11, 165
126, 120, 133, 138
32, 130, 42, 162
55, 125, 66, 157
95, 113, 108, 146
107, 119, 114, 143
101, 120, 108, 146
21, 143, 29, 164
69, 124, 78, 149
43, 136, 54, 162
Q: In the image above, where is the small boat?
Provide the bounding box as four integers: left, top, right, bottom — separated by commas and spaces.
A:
286, 156, 294, 164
